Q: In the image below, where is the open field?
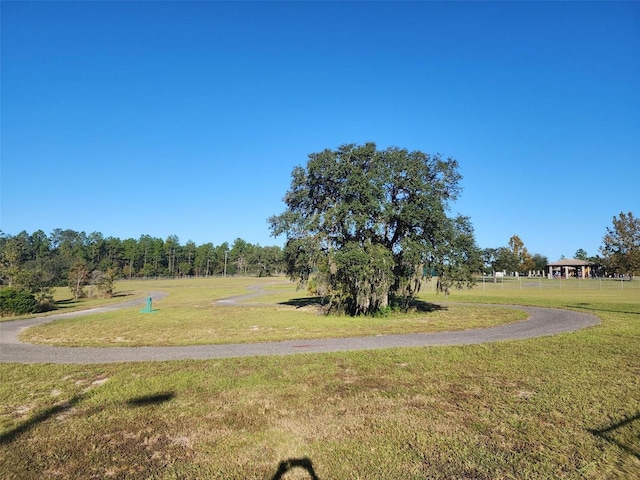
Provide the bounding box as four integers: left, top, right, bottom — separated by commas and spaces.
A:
1, 278, 638, 478
18, 278, 526, 347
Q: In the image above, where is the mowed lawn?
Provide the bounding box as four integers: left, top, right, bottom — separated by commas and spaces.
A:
18, 277, 526, 347
1, 278, 638, 479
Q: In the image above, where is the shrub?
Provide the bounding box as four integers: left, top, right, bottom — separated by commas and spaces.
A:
89, 268, 115, 298
0, 287, 38, 316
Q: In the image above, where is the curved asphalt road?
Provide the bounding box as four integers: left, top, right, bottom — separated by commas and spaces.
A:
0, 290, 600, 364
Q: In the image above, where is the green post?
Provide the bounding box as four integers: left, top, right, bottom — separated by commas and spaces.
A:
140, 296, 157, 313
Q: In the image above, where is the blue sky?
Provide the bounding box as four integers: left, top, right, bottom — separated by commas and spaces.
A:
2, 1, 638, 261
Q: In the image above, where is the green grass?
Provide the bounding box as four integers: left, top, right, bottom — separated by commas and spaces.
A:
0, 276, 264, 323
19, 277, 526, 347
1, 278, 639, 479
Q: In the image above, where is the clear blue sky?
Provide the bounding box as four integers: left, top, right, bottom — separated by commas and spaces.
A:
2, 1, 638, 261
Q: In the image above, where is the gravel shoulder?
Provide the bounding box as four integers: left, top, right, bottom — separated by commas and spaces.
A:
0, 290, 600, 364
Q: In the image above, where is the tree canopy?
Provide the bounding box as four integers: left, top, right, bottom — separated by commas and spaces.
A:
600, 211, 639, 276
269, 143, 481, 316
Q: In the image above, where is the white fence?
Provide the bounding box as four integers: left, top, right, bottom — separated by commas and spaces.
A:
424, 276, 634, 291
475, 276, 632, 291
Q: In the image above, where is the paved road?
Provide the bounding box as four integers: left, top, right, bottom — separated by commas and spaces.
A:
0, 290, 600, 364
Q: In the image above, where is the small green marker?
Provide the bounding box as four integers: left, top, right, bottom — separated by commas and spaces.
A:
140, 296, 158, 313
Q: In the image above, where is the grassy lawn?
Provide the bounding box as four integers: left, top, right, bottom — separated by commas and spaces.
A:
0, 277, 266, 323
1, 278, 638, 479
19, 277, 526, 347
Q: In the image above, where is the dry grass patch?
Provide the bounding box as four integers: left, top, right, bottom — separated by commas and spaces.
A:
2, 335, 638, 478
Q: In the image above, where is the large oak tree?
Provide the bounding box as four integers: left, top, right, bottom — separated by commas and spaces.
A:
269, 143, 480, 316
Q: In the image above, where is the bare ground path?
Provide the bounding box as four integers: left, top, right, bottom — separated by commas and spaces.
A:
0, 288, 599, 364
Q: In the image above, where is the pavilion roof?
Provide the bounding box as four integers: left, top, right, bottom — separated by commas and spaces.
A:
547, 258, 594, 267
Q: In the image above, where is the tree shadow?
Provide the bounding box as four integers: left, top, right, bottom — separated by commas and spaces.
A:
53, 291, 135, 309
279, 297, 326, 309
1, 390, 176, 445
567, 303, 640, 316
113, 291, 135, 298
280, 297, 446, 314
409, 300, 447, 313
55, 298, 78, 305
51, 298, 85, 311
270, 457, 320, 480
589, 412, 640, 459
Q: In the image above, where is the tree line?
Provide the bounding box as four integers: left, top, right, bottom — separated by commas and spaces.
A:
0, 229, 284, 314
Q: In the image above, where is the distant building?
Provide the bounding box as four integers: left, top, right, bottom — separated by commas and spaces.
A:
546, 259, 594, 279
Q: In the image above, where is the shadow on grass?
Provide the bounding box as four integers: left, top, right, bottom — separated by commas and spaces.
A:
410, 300, 447, 313
114, 291, 135, 297
589, 412, 640, 459
279, 297, 326, 309
0, 393, 88, 445
0, 390, 176, 445
271, 457, 320, 480
567, 303, 640, 316
279, 297, 447, 314
50, 291, 136, 312
127, 392, 175, 407
55, 298, 80, 305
